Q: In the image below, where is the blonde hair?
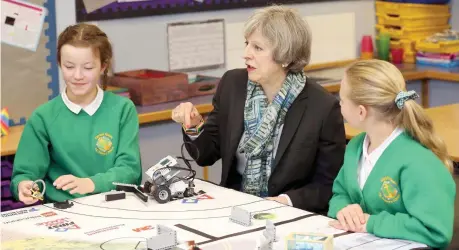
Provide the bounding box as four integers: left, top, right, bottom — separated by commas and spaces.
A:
345, 59, 453, 173
243, 5, 312, 72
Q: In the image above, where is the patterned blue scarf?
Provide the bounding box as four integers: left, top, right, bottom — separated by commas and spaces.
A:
238, 71, 306, 197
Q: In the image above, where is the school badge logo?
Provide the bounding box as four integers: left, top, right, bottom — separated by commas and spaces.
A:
379, 176, 400, 203
95, 133, 114, 155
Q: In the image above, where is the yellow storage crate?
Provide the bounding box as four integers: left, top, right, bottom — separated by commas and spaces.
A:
416, 40, 459, 53
376, 24, 450, 39
404, 51, 416, 63
390, 38, 416, 53
375, 1, 450, 16
376, 13, 450, 28
416, 31, 459, 54
377, 36, 416, 54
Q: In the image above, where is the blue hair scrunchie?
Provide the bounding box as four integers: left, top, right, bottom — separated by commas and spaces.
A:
395, 90, 419, 109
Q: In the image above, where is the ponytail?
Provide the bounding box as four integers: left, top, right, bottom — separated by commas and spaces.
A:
396, 99, 453, 173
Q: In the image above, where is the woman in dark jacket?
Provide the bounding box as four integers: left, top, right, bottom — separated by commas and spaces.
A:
171, 5, 346, 214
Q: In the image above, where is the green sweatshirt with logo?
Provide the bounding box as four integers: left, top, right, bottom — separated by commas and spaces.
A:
11, 92, 142, 202
328, 132, 455, 249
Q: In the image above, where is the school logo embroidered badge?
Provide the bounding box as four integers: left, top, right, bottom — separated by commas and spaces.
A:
379, 176, 400, 203
95, 133, 114, 155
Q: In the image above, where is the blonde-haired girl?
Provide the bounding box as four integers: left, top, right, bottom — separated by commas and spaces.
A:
328, 59, 455, 249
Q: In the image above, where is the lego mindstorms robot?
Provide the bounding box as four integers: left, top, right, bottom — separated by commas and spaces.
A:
143, 142, 203, 204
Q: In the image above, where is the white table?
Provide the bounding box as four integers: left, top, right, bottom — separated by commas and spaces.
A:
1, 180, 427, 250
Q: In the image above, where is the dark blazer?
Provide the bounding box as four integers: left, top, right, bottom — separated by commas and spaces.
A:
184, 68, 346, 214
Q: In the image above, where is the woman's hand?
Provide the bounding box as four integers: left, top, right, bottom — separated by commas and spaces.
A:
266, 196, 289, 205
172, 102, 202, 128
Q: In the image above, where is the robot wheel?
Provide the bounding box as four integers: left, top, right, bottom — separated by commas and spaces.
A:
154, 185, 171, 204
143, 180, 153, 194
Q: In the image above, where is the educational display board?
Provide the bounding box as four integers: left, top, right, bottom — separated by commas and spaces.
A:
1, 0, 47, 51
76, 0, 345, 22
1, 0, 59, 126
2, 180, 428, 250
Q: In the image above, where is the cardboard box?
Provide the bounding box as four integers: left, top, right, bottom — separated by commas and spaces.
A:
108, 69, 189, 106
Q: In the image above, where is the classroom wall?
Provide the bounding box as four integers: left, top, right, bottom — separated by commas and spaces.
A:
55, 0, 76, 92
452, 0, 459, 29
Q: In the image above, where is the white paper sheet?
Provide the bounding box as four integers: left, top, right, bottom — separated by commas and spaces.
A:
2, 180, 429, 250
334, 233, 428, 250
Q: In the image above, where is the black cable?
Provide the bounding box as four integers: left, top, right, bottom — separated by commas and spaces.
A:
176, 141, 200, 182
148, 141, 201, 189
181, 141, 200, 162
150, 166, 195, 187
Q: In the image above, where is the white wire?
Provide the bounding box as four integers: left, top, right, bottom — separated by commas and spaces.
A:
32, 179, 46, 197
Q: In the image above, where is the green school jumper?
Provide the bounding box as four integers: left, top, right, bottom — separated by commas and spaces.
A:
328, 132, 455, 249
10, 92, 142, 202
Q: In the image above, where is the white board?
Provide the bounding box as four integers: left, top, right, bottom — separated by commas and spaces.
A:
306, 12, 356, 65
225, 12, 356, 70
167, 19, 225, 72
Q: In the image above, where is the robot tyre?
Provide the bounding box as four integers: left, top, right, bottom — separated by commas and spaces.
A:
154, 185, 172, 204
